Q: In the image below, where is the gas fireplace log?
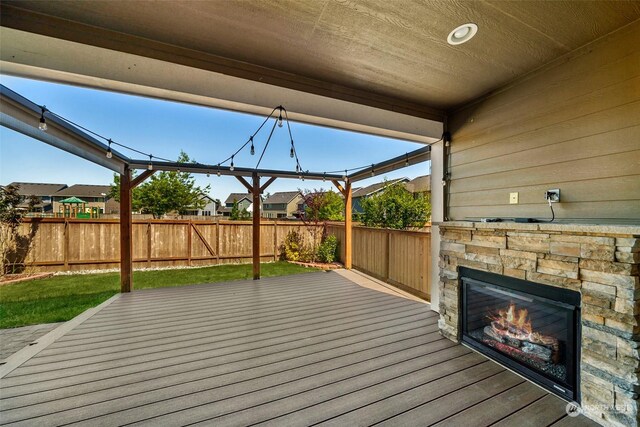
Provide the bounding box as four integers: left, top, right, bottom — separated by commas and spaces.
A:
522, 342, 553, 362
483, 325, 505, 343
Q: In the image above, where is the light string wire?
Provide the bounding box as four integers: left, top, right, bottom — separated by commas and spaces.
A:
28, 88, 439, 176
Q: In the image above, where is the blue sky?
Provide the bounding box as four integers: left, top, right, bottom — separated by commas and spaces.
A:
0, 75, 430, 202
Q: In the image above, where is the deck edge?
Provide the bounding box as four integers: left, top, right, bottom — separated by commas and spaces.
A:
0, 292, 122, 379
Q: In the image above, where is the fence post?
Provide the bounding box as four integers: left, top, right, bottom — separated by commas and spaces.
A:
147, 221, 152, 266
273, 220, 278, 261
187, 220, 192, 266
386, 230, 391, 281
63, 219, 69, 270
215, 220, 220, 264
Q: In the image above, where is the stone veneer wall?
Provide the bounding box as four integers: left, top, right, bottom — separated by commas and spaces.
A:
437, 221, 640, 427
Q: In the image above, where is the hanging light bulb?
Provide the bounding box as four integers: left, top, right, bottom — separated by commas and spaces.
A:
323, 173, 326, 182
148, 154, 153, 171
217, 164, 221, 177
207, 171, 210, 178
343, 170, 347, 180
371, 164, 375, 177
277, 111, 283, 128
177, 168, 181, 174
290, 144, 294, 158
250, 137, 255, 155
230, 156, 235, 171
38, 106, 47, 131
106, 139, 113, 159
295, 163, 300, 173
405, 153, 409, 166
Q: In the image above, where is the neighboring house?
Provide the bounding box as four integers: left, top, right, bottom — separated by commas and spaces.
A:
351, 178, 409, 213
218, 193, 253, 217
405, 174, 431, 197
262, 191, 303, 219
7, 182, 68, 212
184, 194, 218, 217
52, 184, 112, 216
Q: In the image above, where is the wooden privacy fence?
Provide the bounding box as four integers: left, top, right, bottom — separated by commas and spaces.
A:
4, 218, 321, 272
326, 223, 432, 300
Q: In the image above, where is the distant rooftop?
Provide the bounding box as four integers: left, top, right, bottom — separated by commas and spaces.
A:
263, 191, 301, 205
7, 182, 67, 197
224, 193, 251, 204
352, 178, 408, 198
54, 184, 112, 198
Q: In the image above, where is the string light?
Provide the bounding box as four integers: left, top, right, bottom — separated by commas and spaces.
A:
277, 108, 283, 128
217, 164, 221, 177
206, 171, 210, 178
343, 170, 347, 180
405, 153, 409, 166
323, 173, 326, 182
230, 155, 235, 171
148, 154, 153, 171
290, 144, 294, 158
371, 164, 375, 177
38, 106, 47, 131
106, 139, 113, 159
177, 168, 181, 174
250, 136, 255, 155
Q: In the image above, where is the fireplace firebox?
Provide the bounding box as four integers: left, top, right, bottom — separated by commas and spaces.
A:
460, 267, 581, 402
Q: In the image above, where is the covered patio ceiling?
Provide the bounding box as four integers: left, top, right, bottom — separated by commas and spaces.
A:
2, 1, 639, 143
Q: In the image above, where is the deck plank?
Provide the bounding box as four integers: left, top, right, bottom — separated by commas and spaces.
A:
0, 271, 596, 427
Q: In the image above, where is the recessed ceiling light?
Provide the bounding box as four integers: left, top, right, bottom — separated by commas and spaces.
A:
447, 23, 478, 45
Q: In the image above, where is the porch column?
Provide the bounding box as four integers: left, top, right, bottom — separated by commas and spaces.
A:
252, 172, 261, 280
119, 165, 133, 292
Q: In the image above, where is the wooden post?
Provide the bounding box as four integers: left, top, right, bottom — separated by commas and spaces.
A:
273, 220, 278, 261
252, 172, 261, 280
63, 219, 69, 270
215, 220, 220, 264
120, 165, 133, 292
147, 221, 152, 266
344, 181, 352, 269
187, 220, 192, 267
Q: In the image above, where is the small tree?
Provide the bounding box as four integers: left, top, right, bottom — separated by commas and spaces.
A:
360, 180, 430, 230
230, 200, 240, 220
297, 189, 344, 262
0, 185, 27, 275
110, 151, 210, 218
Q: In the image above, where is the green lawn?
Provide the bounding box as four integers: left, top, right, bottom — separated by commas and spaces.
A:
0, 262, 318, 329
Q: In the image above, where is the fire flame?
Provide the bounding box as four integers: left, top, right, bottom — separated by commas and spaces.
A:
498, 303, 532, 334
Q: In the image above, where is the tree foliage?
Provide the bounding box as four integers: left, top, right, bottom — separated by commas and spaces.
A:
360, 181, 430, 230
229, 199, 251, 221
110, 151, 210, 218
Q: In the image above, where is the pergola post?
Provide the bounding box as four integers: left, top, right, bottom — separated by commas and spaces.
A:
119, 165, 133, 292
332, 179, 352, 269
252, 172, 261, 280
344, 181, 352, 269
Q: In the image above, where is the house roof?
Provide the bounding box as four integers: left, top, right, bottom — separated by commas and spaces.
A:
352, 178, 408, 198
54, 184, 112, 198
224, 193, 251, 204
7, 182, 68, 197
406, 175, 431, 193
263, 191, 302, 205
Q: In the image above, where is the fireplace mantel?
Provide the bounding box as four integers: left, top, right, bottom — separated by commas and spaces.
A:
437, 221, 640, 427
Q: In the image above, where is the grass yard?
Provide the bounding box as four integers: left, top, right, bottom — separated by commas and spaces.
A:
0, 262, 318, 329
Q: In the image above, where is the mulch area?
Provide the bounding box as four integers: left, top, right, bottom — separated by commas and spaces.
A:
289, 261, 343, 270
0, 273, 54, 286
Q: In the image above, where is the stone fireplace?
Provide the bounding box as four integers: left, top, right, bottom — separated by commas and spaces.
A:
437, 222, 640, 427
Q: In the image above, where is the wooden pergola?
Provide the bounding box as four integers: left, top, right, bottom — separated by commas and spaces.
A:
0, 84, 431, 292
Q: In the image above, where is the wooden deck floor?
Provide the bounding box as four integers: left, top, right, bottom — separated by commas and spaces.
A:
0, 271, 597, 426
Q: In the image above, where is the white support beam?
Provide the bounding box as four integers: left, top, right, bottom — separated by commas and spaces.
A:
0, 27, 443, 144
0, 85, 128, 174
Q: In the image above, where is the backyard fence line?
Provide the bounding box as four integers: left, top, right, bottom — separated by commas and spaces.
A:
3, 218, 322, 273
326, 223, 431, 300
3, 218, 431, 301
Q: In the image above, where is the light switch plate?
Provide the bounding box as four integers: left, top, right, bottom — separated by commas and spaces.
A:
510, 192, 519, 204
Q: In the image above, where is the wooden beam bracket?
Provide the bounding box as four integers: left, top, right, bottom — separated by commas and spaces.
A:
260, 176, 277, 194
236, 176, 253, 193
131, 169, 156, 189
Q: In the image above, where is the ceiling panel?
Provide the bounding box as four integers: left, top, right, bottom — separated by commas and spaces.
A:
2, 0, 639, 111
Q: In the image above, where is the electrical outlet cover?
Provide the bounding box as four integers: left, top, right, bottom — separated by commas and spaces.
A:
510, 192, 519, 204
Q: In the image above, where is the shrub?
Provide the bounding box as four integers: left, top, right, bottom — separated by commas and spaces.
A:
317, 235, 338, 263
281, 230, 314, 262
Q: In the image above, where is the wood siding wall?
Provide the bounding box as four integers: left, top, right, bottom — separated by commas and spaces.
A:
4, 218, 321, 272
326, 223, 431, 300
447, 20, 640, 223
